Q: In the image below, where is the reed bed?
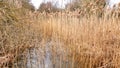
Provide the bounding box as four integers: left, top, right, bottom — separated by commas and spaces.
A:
33, 14, 120, 68
0, 0, 120, 68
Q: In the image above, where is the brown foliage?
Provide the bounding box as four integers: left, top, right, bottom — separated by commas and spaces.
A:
38, 2, 61, 12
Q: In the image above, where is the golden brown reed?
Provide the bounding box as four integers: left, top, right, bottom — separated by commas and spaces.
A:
32, 13, 120, 68
0, 54, 14, 67
1, 0, 120, 68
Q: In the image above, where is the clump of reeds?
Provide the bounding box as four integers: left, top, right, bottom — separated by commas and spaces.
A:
32, 12, 120, 68
1, 0, 120, 68
0, 0, 42, 67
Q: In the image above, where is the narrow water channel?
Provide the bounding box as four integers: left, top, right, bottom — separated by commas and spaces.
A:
24, 41, 73, 68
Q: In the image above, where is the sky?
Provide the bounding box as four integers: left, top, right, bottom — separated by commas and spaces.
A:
106, 0, 120, 9
29, 0, 73, 9
30, 0, 120, 10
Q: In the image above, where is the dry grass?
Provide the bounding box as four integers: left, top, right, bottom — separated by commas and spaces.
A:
34, 14, 120, 68
0, 54, 14, 67
1, 0, 120, 68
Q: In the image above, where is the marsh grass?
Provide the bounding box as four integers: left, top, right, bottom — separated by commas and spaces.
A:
31, 13, 120, 68
0, 0, 120, 68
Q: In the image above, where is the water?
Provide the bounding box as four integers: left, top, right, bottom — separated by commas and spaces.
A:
24, 40, 73, 68
26, 41, 56, 68
45, 42, 53, 68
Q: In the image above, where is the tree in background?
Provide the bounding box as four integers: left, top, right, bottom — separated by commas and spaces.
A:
66, 0, 105, 11
22, 0, 35, 11
1, 0, 34, 11
38, 2, 61, 12
66, 0, 106, 17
